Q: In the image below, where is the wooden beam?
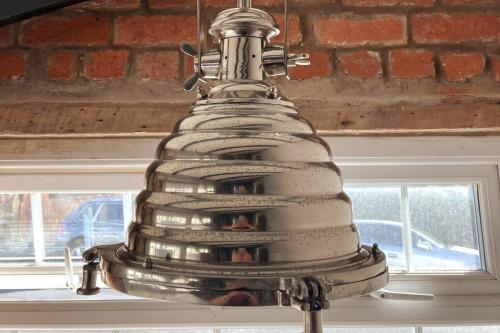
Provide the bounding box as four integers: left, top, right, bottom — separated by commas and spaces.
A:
0, 0, 88, 27
0, 99, 499, 137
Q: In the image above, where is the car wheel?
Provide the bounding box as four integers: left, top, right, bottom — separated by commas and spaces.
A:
67, 237, 87, 257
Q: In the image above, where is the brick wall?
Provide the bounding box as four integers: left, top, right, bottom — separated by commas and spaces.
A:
0, 0, 499, 135
1, 0, 499, 82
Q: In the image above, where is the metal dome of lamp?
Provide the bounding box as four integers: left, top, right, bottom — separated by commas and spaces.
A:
77, 1, 389, 332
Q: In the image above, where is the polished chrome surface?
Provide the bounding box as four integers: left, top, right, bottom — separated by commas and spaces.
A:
79, 1, 388, 327
238, 0, 252, 8
209, 7, 278, 40
221, 37, 264, 80
182, 1, 309, 90
263, 46, 310, 77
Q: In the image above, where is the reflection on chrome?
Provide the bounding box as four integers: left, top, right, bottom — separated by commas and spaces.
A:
147, 241, 182, 259
155, 214, 187, 226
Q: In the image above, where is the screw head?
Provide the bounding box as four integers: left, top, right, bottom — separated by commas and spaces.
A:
143, 257, 153, 269
197, 86, 208, 99
265, 86, 278, 99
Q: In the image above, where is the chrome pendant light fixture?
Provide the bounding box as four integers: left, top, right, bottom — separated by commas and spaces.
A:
77, 1, 389, 332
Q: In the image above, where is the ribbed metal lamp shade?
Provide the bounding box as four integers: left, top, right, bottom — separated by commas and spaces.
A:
78, 1, 388, 331
97, 81, 388, 305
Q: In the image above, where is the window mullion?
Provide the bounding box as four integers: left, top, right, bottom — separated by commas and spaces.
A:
472, 184, 487, 272
30, 193, 46, 265
401, 185, 413, 273
122, 193, 133, 234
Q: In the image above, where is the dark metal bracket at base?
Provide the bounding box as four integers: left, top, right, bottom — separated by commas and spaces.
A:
76, 246, 101, 296
290, 276, 331, 333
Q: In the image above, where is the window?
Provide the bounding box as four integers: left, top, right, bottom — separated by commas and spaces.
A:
0, 192, 134, 265
422, 327, 500, 333
1, 136, 500, 327
0, 194, 33, 265
219, 329, 414, 333
2, 326, 500, 333
346, 184, 484, 273
0, 185, 485, 274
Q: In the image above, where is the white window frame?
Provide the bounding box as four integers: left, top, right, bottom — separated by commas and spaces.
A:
343, 165, 499, 296
345, 181, 486, 274
0, 136, 500, 328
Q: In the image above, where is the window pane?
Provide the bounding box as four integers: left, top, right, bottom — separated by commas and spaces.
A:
345, 186, 406, 272
423, 326, 500, 333
346, 184, 485, 273
42, 193, 127, 262
408, 185, 483, 272
221, 329, 414, 333
0, 194, 33, 265
122, 327, 214, 333
325, 328, 414, 333
220, 327, 303, 333
21, 331, 113, 333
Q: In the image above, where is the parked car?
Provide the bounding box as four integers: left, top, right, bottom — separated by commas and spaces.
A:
60, 197, 125, 256
355, 219, 481, 271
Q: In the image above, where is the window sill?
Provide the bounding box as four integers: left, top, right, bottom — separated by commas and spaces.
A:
1, 293, 500, 328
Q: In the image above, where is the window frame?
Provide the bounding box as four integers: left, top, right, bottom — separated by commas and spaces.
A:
343, 165, 500, 296
0, 167, 141, 283
346, 182, 486, 274
0, 136, 500, 328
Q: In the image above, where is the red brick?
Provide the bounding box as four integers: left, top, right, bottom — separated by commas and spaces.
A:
77, 0, 140, 9
83, 50, 129, 80
412, 13, 500, 44
118, 13, 299, 46
20, 16, 110, 46
47, 51, 78, 81
274, 15, 302, 45
338, 50, 382, 79
443, 0, 497, 4
149, 0, 182, 7
290, 51, 332, 80
343, 0, 434, 6
389, 49, 435, 79
491, 56, 500, 82
440, 52, 485, 82
0, 26, 14, 47
150, 0, 281, 8
314, 15, 407, 47
136, 51, 180, 81
0, 50, 27, 80
114, 16, 197, 46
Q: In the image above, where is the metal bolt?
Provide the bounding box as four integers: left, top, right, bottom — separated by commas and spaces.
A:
143, 257, 153, 269
82, 247, 99, 263
197, 86, 208, 99
265, 86, 278, 99
321, 300, 330, 310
